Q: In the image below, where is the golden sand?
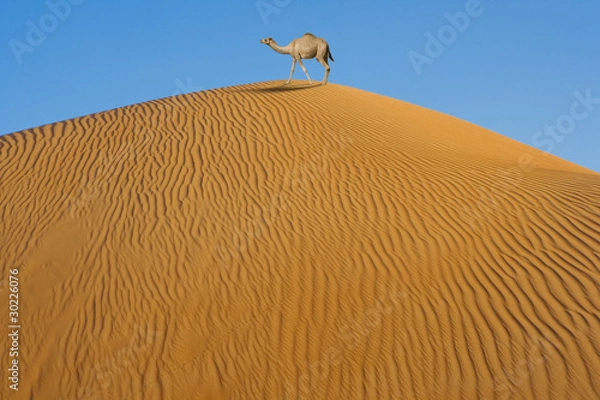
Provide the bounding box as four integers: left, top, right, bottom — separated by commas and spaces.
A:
0, 81, 598, 399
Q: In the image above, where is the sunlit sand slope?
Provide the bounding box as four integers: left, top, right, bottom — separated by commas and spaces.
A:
0, 81, 599, 399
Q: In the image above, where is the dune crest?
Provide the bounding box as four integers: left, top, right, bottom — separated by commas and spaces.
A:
1, 81, 599, 399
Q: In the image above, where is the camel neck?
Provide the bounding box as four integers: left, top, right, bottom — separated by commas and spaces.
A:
270, 42, 290, 55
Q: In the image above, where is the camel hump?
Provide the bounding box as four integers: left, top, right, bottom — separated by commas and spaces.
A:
303, 32, 316, 37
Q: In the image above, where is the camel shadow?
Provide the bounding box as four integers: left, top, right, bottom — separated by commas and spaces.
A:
252, 83, 324, 93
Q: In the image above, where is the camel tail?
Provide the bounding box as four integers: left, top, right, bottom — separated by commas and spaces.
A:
328, 49, 335, 62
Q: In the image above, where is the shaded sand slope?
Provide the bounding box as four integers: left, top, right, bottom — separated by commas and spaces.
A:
0, 81, 599, 399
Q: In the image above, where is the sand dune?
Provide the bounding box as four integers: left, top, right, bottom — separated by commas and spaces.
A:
0, 80, 599, 399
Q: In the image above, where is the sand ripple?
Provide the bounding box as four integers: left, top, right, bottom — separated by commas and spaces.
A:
0, 81, 598, 399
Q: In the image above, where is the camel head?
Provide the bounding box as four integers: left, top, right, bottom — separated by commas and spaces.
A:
260, 37, 274, 46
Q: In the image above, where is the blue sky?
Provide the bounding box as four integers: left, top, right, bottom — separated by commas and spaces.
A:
1, 0, 599, 172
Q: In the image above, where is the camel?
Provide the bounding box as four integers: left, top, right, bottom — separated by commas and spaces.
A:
260, 33, 334, 85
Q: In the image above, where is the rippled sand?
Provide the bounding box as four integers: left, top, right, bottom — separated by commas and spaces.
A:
1, 81, 599, 399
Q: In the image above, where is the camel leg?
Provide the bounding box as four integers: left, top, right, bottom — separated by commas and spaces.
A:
317, 58, 331, 84
297, 59, 312, 84
286, 59, 296, 84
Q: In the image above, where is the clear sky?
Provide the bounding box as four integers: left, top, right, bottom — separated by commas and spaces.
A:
1, 0, 599, 172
